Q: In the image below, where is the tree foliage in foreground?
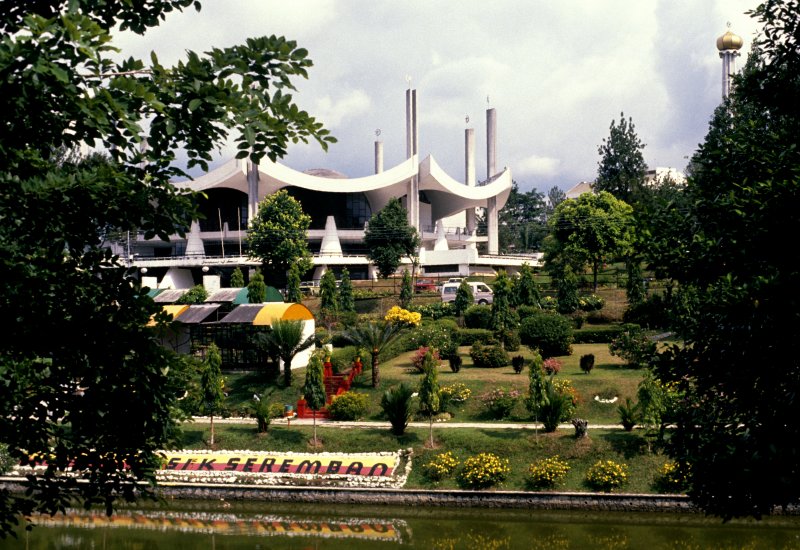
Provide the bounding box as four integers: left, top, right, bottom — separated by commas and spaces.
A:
0, 2, 332, 536
652, 0, 800, 519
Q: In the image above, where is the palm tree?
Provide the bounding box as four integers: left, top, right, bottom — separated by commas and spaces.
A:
344, 321, 404, 387
261, 319, 316, 386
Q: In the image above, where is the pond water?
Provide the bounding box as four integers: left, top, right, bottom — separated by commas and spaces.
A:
4, 500, 800, 549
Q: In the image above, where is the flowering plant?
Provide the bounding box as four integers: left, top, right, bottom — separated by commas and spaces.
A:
457, 452, 510, 489
439, 382, 471, 413
422, 451, 459, 481
585, 460, 628, 491
480, 388, 520, 419
411, 346, 440, 373
384, 306, 421, 327
655, 461, 690, 493
527, 456, 570, 489
552, 378, 579, 417
542, 358, 562, 375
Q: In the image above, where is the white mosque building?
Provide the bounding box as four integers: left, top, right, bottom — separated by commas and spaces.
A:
129, 89, 536, 291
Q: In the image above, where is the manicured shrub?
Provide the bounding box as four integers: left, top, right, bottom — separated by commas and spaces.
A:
480, 388, 520, 419
457, 453, 510, 489
573, 326, 626, 343
385, 306, 421, 327
439, 382, 471, 413
526, 456, 571, 490
469, 342, 509, 369
448, 355, 462, 373
497, 328, 521, 352
253, 401, 284, 433
579, 353, 595, 374
609, 324, 657, 368
411, 346, 440, 373
586, 460, 628, 491
380, 383, 414, 435
463, 305, 492, 329
412, 301, 455, 320
511, 355, 525, 374
406, 322, 457, 356
542, 358, 562, 375
456, 328, 494, 346
519, 312, 573, 358
654, 461, 690, 494
516, 304, 541, 318
422, 451, 460, 481
327, 391, 369, 420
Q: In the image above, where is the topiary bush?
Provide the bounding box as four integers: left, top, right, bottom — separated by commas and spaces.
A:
463, 305, 492, 329
542, 358, 562, 375
469, 342, 509, 369
457, 452, 510, 489
511, 355, 525, 374
526, 456, 571, 490
497, 329, 521, 352
327, 391, 369, 420
519, 312, 573, 358
573, 326, 626, 344
585, 460, 628, 492
448, 355, 462, 372
579, 353, 595, 374
456, 328, 494, 346
411, 346, 441, 373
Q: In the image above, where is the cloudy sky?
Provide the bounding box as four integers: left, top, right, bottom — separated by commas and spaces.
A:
115, 0, 760, 193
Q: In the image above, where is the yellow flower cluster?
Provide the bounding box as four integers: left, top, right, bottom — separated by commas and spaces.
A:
422, 451, 459, 481
440, 383, 471, 403
527, 455, 570, 489
384, 306, 422, 327
457, 452, 510, 489
657, 461, 690, 492
585, 460, 628, 491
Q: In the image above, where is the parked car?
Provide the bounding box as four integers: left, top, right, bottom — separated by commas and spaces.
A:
441, 281, 494, 305
299, 280, 319, 296
414, 278, 438, 293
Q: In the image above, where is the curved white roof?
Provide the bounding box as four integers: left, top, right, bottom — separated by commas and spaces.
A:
173, 155, 512, 216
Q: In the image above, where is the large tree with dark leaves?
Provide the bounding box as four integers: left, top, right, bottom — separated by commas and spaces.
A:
595, 113, 648, 204
364, 198, 420, 279
652, 0, 800, 519
0, 1, 332, 536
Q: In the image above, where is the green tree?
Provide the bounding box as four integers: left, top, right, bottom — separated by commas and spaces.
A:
513, 263, 541, 307
490, 270, 516, 338
302, 352, 327, 447
286, 263, 302, 303
525, 350, 548, 437
0, 1, 332, 535
544, 191, 634, 291
364, 198, 420, 279
556, 265, 580, 314
498, 182, 548, 253
595, 112, 647, 204
248, 189, 312, 284
418, 350, 441, 447
230, 267, 245, 288
176, 284, 208, 305
453, 280, 474, 317
262, 319, 316, 387
547, 185, 566, 213
399, 269, 413, 308
625, 258, 646, 307
200, 343, 225, 447
651, 2, 800, 519
339, 267, 355, 313
344, 322, 404, 388
247, 270, 267, 303
319, 270, 339, 315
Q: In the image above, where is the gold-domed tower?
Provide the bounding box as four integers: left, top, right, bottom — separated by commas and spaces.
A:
717, 23, 743, 99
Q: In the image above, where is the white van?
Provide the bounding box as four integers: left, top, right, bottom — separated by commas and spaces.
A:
441, 281, 494, 305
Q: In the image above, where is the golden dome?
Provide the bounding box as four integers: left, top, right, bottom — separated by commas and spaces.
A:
716, 29, 743, 51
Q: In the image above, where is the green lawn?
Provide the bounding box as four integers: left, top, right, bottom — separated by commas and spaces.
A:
222, 343, 641, 426
177, 423, 669, 493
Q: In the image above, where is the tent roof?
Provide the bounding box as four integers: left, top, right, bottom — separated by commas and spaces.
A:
146, 304, 189, 326
177, 304, 221, 324
217, 303, 313, 325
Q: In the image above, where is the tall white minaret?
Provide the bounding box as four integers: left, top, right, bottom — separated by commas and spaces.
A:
717, 23, 743, 100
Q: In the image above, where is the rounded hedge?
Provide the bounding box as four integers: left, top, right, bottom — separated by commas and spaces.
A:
519, 312, 573, 358
463, 305, 492, 329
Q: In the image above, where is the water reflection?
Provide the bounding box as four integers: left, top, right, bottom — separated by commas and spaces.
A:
6, 501, 800, 549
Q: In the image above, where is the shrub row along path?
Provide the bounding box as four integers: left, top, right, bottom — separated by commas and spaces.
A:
196, 417, 625, 430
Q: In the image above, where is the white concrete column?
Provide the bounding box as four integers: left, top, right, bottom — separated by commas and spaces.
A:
486, 108, 499, 254
185, 220, 205, 257
406, 88, 420, 232
374, 141, 384, 174
465, 127, 476, 234
320, 216, 343, 256
246, 160, 259, 227
720, 50, 740, 100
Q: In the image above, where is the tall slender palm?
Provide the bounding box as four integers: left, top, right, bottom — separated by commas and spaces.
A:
344, 321, 403, 388
261, 319, 316, 386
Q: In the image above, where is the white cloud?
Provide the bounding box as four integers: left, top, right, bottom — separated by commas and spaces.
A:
313, 90, 372, 128
515, 155, 562, 178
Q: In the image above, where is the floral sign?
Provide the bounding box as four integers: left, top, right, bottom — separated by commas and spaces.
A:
157, 450, 412, 489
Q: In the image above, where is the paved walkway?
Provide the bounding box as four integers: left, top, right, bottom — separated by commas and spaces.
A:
199, 417, 625, 430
